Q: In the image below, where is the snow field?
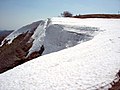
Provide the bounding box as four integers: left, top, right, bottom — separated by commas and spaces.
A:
0, 18, 120, 90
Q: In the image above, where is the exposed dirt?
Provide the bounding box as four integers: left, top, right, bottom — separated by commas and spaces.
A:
109, 71, 120, 90
109, 80, 120, 90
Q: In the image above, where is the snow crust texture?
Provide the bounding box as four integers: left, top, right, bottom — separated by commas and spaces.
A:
0, 18, 120, 90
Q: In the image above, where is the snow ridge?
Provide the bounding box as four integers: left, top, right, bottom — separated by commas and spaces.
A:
0, 21, 41, 46
27, 18, 51, 56
0, 18, 120, 90
1, 17, 100, 56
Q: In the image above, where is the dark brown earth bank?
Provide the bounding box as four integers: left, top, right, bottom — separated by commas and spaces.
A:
108, 71, 120, 90
109, 80, 120, 90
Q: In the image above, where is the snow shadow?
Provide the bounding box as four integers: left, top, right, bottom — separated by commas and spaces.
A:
43, 24, 100, 54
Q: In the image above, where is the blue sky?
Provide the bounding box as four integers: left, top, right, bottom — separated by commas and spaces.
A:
0, 0, 120, 30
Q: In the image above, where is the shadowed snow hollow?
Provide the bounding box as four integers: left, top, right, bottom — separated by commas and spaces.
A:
1, 18, 99, 56
43, 24, 99, 54
28, 18, 100, 55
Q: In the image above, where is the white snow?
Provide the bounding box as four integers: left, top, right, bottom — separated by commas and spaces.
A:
0, 18, 120, 90
27, 21, 46, 55
27, 18, 51, 55
43, 24, 99, 55
0, 21, 41, 45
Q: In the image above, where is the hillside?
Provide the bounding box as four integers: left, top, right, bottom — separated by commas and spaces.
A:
0, 17, 120, 90
0, 18, 99, 73
0, 21, 42, 73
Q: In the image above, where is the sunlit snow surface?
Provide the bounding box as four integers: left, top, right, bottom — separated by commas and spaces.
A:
0, 18, 120, 90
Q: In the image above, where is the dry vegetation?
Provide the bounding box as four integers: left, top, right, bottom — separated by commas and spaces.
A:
73, 14, 120, 18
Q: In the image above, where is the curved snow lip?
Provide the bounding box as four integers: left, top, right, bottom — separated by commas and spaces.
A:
42, 24, 100, 55
0, 18, 100, 57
